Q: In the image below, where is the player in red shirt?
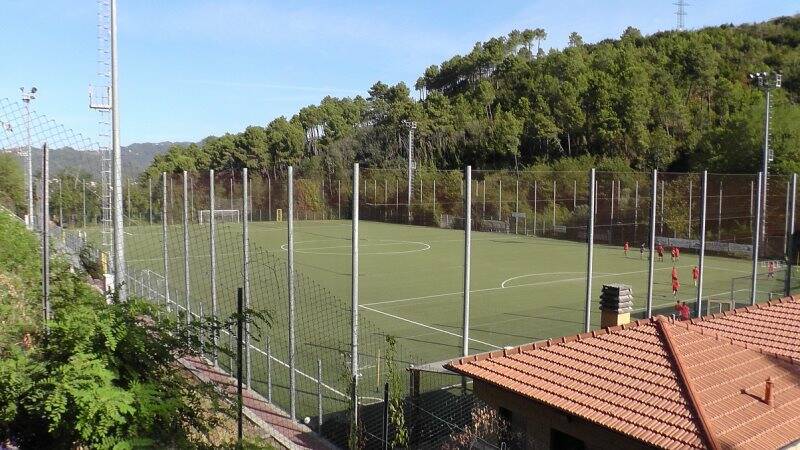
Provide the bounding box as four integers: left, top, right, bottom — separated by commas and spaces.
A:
657, 243, 664, 262
624, 241, 629, 257
671, 266, 678, 281
672, 277, 680, 298
670, 246, 677, 262
675, 247, 681, 261
692, 266, 700, 286
767, 261, 776, 279
679, 301, 690, 321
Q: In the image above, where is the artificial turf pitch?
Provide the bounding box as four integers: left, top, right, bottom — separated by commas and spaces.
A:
116, 219, 781, 365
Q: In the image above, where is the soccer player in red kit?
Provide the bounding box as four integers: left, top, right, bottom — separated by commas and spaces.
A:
657, 243, 664, 262
624, 241, 629, 257
692, 266, 699, 286
672, 277, 680, 298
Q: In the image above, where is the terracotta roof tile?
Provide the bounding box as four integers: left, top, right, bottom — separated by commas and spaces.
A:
445, 296, 800, 450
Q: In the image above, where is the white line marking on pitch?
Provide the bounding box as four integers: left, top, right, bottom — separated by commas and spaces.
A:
361, 264, 748, 307
501, 272, 587, 288
360, 304, 502, 350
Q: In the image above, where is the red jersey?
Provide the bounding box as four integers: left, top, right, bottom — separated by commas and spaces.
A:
671, 247, 677, 257
675, 247, 680, 257
672, 279, 680, 291
679, 304, 690, 321
624, 242, 629, 251
657, 244, 664, 255
671, 267, 678, 281
692, 267, 699, 280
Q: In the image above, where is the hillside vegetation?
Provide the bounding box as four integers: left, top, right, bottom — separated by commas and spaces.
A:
142, 15, 800, 178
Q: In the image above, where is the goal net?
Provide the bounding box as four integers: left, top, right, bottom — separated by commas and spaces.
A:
198, 209, 240, 224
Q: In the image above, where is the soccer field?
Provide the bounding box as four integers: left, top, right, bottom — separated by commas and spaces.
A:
117, 219, 780, 364
76, 217, 791, 430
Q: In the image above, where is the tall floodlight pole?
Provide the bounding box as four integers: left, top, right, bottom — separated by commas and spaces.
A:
749, 72, 782, 247
403, 120, 416, 223
786, 173, 797, 296
42, 143, 50, 328
21, 87, 37, 229
110, 0, 126, 300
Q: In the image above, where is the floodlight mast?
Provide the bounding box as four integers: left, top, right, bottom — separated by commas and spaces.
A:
749, 71, 782, 247
21, 87, 37, 229
403, 120, 417, 223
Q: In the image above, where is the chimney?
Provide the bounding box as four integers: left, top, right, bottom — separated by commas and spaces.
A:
600, 284, 634, 328
765, 377, 774, 406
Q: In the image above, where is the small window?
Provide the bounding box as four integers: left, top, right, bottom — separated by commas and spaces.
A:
551, 429, 585, 450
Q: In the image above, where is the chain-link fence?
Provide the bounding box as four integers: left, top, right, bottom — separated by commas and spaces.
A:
57, 167, 798, 449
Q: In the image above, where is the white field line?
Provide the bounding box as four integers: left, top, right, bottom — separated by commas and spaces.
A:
361, 264, 750, 308
501, 272, 587, 288
360, 304, 502, 350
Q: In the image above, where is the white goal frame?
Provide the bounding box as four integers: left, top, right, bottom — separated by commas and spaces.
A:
198, 209, 240, 224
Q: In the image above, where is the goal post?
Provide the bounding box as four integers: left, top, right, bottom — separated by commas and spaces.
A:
198, 209, 240, 224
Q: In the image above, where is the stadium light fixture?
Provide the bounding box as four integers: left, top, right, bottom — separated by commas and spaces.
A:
20, 87, 37, 229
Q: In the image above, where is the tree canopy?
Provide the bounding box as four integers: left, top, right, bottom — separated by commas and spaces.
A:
144, 16, 800, 177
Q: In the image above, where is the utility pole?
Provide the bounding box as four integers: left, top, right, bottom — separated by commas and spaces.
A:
21, 87, 37, 229
403, 120, 416, 223
749, 71, 781, 248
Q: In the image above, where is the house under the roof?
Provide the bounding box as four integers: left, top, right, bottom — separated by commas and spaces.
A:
445, 295, 800, 450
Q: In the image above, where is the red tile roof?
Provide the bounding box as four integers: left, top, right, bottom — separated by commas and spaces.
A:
445, 296, 800, 450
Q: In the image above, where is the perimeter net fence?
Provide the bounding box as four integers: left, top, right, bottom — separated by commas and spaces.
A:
50, 167, 798, 449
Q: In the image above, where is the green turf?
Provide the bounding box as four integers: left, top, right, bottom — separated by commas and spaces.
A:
79, 218, 791, 422
112, 219, 785, 361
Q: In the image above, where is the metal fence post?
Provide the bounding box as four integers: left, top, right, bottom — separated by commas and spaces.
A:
660, 179, 665, 235
634, 180, 639, 243
573, 179, 577, 209
751, 172, 763, 305
82, 179, 87, 228
696, 171, 708, 317
209, 169, 219, 366
42, 143, 51, 328
149, 177, 153, 225
338, 179, 342, 220
482, 180, 486, 217
433, 179, 437, 217
718, 181, 723, 242
268, 177, 272, 221
265, 336, 273, 403
552, 180, 557, 230
287, 166, 297, 420
351, 163, 360, 426
533, 180, 538, 236
785, 181, 791, 256
182, 171, 191, 328
688, 179, 693, 239
584, 169, 595, 333
161, 172, 171, 313
317, 359, 323, 432
463, 166, 472, 355
786, 174, 797, 296
498, 179, 502, 221
242, 168, 252, 388
646, 170, 658, 317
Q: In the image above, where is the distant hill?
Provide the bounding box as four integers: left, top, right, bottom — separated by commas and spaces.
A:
19, 141, 189, 179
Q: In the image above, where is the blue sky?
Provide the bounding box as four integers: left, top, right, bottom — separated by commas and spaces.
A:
1, 1, 797, 145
